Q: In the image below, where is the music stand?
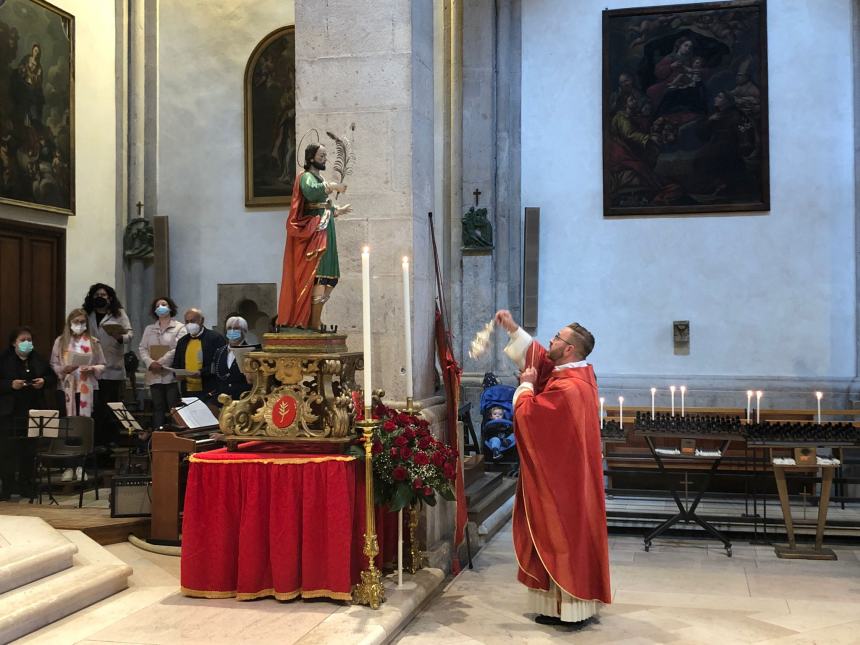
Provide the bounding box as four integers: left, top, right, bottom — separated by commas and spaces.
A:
108, 402, 143, 436
27, 410, 60, 504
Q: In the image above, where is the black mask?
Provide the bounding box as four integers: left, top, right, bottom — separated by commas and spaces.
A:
312, 160, 326, 171
94, 296, 108, 308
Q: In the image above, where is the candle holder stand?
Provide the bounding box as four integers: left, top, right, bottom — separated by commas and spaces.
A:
353, 415, 386, 608
406, 500, 425, 574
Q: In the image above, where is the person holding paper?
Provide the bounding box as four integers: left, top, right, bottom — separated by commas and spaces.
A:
173, 308, 225, 400
212, 316, 257, 404
494, 309, 610, 627
138, 296, 186, 430
0, 326, 56, 499
83, 283, 133, 445
50, 309, 106, 421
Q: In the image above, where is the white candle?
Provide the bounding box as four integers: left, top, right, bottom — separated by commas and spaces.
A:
618, 396, 624, 430
755, 390, 763, 424
670, 385, 676, 417
815, 391, 823, 424
650, 387, 656, 420
362, 246, 372, 411
599, 397, 605, 429
746, 390, 753, 423
402, 257, 413, 401
680, 385, 686, 417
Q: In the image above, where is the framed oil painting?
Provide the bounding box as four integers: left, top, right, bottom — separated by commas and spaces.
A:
602, 0, 768, 216
0, 0, 74, 216
244, 26, 295, 207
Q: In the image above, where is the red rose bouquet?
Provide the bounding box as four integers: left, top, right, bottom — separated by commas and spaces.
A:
352, 403, 457, 511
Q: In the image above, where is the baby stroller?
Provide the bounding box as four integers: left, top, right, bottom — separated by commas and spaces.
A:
480, 373, 517, 466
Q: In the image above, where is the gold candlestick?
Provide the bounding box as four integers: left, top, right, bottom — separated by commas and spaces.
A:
406, 501, 424, 574
353, 415, 385, 609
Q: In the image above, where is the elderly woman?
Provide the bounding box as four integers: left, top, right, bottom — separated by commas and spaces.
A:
211, 316, 257, 403
0, 326, 56, 499
51, 309, 107, 418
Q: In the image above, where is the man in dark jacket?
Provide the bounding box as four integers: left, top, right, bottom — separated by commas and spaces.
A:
172, 309, 225, 401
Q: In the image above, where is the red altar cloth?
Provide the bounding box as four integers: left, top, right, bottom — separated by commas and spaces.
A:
180, 448, 397, 602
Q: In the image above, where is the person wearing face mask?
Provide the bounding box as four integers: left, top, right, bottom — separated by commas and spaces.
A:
0, 326, 56, 499
50, 309, 107, 420
83, 283, 133, 445
138, 296, 186, 430
211, 316, 258, 404
172, 308, 225, 400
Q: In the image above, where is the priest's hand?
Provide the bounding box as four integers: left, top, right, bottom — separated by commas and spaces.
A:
494, 309, 518, 333
519, 366, 537, 385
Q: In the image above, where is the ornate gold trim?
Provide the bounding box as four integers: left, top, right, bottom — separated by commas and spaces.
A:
189, 454, 355, 465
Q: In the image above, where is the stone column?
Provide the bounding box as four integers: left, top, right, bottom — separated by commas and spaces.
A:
294, 0, 435, 403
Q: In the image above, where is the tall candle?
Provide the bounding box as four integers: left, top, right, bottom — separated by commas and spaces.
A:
746, 390, 753, 423
670, 385, 676, 417
362, 246, 372, 411
402, 257, 413, 401
599, 397, 605, 429
650, 387, 656, 420
618, 396, 624, 430
680, 385, 686, 417
815, 391, 823, 424
755, 390, 763, 424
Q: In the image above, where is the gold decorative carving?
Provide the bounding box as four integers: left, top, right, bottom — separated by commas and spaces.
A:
218, 333, 363, 447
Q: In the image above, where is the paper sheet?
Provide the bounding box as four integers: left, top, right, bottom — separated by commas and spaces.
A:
175, 398, 219, 429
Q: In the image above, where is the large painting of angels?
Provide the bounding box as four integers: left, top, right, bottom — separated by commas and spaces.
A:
602, 0, 769, 216
0, 0, 74, 215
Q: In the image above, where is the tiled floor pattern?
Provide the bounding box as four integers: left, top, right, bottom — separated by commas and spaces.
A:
394, 524, 860, 644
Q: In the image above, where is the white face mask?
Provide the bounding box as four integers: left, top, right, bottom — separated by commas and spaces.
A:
71, 323, 86, 335
185, 322, 201, 337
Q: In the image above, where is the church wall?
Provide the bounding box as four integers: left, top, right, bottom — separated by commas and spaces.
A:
156, 0, 296, 327
521, 0, 856, 384
0, 0, 117, 313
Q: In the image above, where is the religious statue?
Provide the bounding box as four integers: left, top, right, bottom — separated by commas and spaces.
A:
122, 217, 154, 260
462, 206, 493, 249
276, 130, 354, 331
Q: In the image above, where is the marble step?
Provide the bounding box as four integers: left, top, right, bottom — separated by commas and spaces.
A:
467, 476, 517, 527
0, 529, 131, 643
0, 517, 77, 595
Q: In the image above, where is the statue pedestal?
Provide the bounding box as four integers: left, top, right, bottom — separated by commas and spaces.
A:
218, 331, 362, 450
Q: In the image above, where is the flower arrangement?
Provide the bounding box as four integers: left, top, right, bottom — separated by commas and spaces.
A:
352, 403, 457, 512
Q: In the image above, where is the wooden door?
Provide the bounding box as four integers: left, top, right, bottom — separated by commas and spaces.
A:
0, 219, 65, 354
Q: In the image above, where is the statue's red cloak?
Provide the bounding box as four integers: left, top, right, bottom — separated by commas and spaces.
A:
277, 172, 327, 327
513, 341, 611, 604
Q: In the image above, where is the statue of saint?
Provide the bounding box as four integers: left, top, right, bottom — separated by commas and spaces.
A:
276, 143, 351, 330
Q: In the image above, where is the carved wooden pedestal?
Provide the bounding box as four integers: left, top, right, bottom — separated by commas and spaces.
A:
218, 331, 362, 450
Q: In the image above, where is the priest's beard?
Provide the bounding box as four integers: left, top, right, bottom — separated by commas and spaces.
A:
312, 161, 326, 170
547, 344, 566, 364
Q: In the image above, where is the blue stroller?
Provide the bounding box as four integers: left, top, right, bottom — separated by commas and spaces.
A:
480, 374, 517, 464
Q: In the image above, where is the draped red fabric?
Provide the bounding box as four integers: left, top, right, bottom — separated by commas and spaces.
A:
512, 363, 612, 604
180, 450, 398, 601
276, 172, 328, 327
434, 308, 467, 554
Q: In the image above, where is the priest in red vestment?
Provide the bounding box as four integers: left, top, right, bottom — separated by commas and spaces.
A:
495, 310, 611, 626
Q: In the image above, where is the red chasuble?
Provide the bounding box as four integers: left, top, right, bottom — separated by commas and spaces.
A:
513, 341, 611, 604
277, 172, 327, 327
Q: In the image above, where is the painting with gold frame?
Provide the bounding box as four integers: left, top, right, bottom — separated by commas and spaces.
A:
0, 0, 74, 216
244, 25, 295, 207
